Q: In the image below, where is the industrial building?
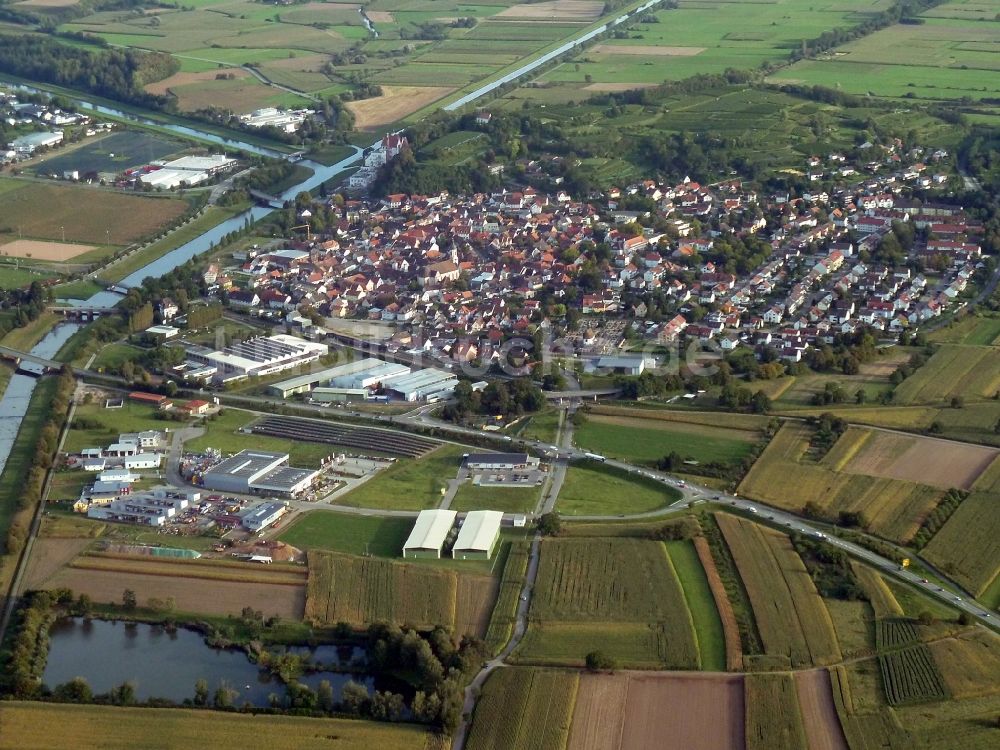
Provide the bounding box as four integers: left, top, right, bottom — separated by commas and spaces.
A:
124, 453, 161, 470
242, 501, 288, 532
139, 154, 238, 190
402, 509, 457, 559
201, 450, 319, 497
266, 356, 455, 402
463, 453, 540, 471
85, 487, 199, 527
186, 334, 328, 384
452, 510, 503, 560
10, 131, 63, 155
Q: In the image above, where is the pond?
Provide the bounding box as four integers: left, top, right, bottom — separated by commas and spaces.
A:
42, 618, 400, 707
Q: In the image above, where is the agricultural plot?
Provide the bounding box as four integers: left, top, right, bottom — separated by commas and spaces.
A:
450, 482, 540, 514
744, 673, 809, 750
851, 562, 903, 619
574, 412, 760, 468
875, 619, 920, 652
664, 540, 727, 672
833, 427, 997, 491
346, 86, 457, 130
771, 12, 1000, 110
717, 515, 841, 668
878, 644, 947, 706
794, 669, 850, 750
568, 672, 746, 750
305, 550, 466, 630
923, 458, 1000, 600
0, 177, 189, 249
534, 0, 896, 92
277, 511, 413, 557
739, 423, 944, 543
929, 629, 1000, 700
521, 538, 699, 668
928, 314, 1000, 346
467, 668, 579, 750
484, 540, 530, 653
556, 460, 680, 516
0, 702, 441, 750
893, 345, 1000, 405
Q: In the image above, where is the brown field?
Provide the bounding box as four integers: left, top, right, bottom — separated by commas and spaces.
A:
15, 0, 78, 6
22, 538, 91, 589
929, 630, 1000, 700
144, 68, 252, 97
166, 77, 280, 114
0, 239, 98, 261
694, 535, 743, 671
366, 10, 394, 22
496, 0, 603, 20
569, 672, 745, 750
0, 182, 188, 246
840, 430, 997, 491
42, 566, 305, 618
455, 573, 499, 639
69, 554, 308, 585
583, 82, 658, 91
795, 669, 850, 750
346, 86, 455, 129
594, 44, 707, 56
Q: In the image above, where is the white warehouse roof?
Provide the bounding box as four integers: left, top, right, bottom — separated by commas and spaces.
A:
453, 510, 503, 553
403, 509, 457, 553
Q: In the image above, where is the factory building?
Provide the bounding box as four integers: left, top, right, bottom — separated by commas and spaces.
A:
242, 501, 288, 532
201, 450, 319, 497
463, 453, 540, 471
186, 334, 328, 383
402, 509, 457, 559
266, 355, 455, 402
452, 510, 503, 560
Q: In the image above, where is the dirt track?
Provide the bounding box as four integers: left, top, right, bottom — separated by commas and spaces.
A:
569, 672, 745, 750
794, 669, 849, 750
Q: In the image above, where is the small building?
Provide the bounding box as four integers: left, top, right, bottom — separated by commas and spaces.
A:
181, 399, 211, 416
146, 324, 180, 341
242, 502, 288, 532
452, 510, 503, 560
463, 453, 540, 471
124, 453, 161, 470
129, 391, 169, 409
402, 509, 457, 559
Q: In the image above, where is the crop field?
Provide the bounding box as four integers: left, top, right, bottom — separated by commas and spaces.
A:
794, 669, 850, 750
305, 550, 463, 630
568, 672, 746, 750
346, 86, 456, 130
928, 314, 1000, 346
534, 0, 895, 92
834, 428, 997, 491
693, 535, 743, 671
0, 177, 189, 249
335, 444, 465, 511
467, 668, 579, 750
665, 540, 726, 671
875, 618, 919, 652
574, 413, 760, 468
277, 511, 413, 557
484, 540, 530, 653
717, 515, 841, 668
851, 562, 903, 619
923, 489, 1000, 603
739, 423, 944, 543
522, 538, 699, 668
744, 673, 808, 750
0, 702, 440, 750
929, 630, 1000, 700
878, 644, 947, 706
29, 131, 181, 178
556, 460, 680, 515
894, 345, 1000, 405
770, 11, 1000, 110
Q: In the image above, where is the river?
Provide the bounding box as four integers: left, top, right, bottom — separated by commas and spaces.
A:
42, 618, 407, 707
0, 323, 80, 477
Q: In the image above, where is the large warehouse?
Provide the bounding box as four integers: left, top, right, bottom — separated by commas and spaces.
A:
186, 334, 328, 384
402, 509, 457, 559
201, 450, 319, 497
452, 510, 503, 560
267, 356, 456, 402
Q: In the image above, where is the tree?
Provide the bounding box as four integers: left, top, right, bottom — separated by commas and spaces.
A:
213, 683, 237, 708
951, 395, 964, 409
585, 650, 617, 671
122, 589, 137, 611
193, 678, 209, 706
537, 512, 561, 536
110, 681, 136, 705
917, 611, 935, 625
341, 680, 370, 715
317, 679, 335, 712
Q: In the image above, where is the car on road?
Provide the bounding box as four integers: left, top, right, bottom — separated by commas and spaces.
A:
747, 506, 757, 513
921, 578, 929, 583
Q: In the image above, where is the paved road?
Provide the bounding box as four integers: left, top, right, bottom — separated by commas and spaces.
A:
452, 536, 541, 750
